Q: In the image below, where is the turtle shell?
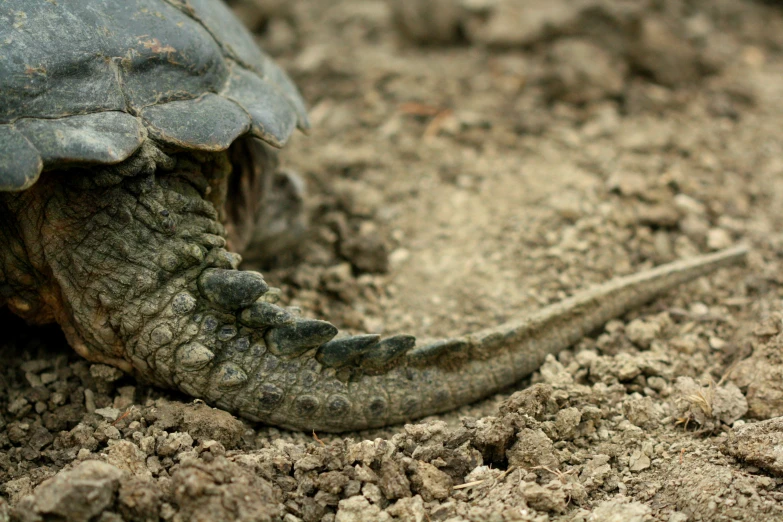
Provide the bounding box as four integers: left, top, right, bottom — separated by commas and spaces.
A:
0, 0, 309, 192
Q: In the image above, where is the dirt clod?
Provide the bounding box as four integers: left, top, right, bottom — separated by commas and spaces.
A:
13, 461, 123, 522
725, 417, 783, 476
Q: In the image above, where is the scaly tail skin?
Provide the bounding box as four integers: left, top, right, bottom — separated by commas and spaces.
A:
229, 245, 747, 431
4, 155, 746, 432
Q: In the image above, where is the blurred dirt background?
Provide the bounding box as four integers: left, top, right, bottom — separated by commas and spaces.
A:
6, 0, 783, 520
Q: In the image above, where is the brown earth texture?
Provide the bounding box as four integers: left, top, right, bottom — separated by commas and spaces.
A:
7, 0, 783, 520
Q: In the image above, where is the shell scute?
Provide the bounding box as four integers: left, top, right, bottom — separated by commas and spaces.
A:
0, 0, 309, 191
0, 126, 43, 191
15, 112, 145, 168
222, 66, 299, 148
141, 94, 251, 151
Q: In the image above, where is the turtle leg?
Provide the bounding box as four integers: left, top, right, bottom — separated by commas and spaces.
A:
0, 145, 747, 432
0, 211, 53, 325
242, 168, 307, 264
222, 138, 307, 265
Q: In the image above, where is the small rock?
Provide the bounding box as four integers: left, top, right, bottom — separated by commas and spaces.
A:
732, 333, 783, 419
113, 386, 136, 410
629, 450, 651, 472
623, 396, 661, 429
25, 371, 42, 387
146, 400, 245, 449
171, 457, 282, 521
388, 0, 466, 44
95, 407, 121, 422
156, 432, 194, 457
673, 193, 707, 215
590, 353, 641, 383
317, 471, 350, 495
539, 355, 574, 387
378, 459, 411, 500
519, 479, 567, 513
20, 360, 51, 374
579, 455, 613, 492
2, 477, 33, 505
626, 318, 663, 349
385, 495, 426, 520
688, 302, 710, 317
464, 0, 581, 47
628, 16, 715, 88
607, 173, 649, 198
17, 461, 123, 521
7, 397, 30, 417
589, 497, 652, 521
118, 478, 162, 522
335, 495, 386, 522
84, 389, 97, 413
706, 228, 733, 250
724, 417, 783, 475
104, 440, 152, 479
499, 383, 554, 420
507, 428, 559, 471
339, 230, 389, 274
408, 460, 452, 501
40, 372, 58, 385
554, 407, 582, 440
362, 483, 384, 505
469, 416, 516, 464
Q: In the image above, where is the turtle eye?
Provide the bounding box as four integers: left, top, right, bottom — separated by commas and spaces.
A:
160, 210, 170, 217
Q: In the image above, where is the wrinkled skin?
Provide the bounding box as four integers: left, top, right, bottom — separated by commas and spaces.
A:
0, 142, 314, 395
1, 144, 250, 365
0, 142, 747, 432
0, 142, 416, 431
0, 143, 434, 431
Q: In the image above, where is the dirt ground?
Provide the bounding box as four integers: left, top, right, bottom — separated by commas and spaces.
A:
6, 0, 783, 520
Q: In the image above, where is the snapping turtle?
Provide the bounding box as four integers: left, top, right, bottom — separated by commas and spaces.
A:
0, 0, 747, 432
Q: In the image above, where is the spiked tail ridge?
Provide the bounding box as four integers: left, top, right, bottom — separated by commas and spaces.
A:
215, 245, 747, 431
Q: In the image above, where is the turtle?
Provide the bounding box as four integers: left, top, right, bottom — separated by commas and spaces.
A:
0, 0, 747, 432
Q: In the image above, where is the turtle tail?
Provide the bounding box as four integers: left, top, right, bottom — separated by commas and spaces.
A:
0, 144, 747, 431
208, 245, 746, 431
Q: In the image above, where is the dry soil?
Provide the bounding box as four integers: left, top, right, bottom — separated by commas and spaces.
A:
5, 0, 783, 521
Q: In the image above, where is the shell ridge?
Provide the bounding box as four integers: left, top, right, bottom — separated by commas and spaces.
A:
161, 0, 309, 130
13, 112, 146, 169
139, 93, 252, 151
0, 125, 44, 191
